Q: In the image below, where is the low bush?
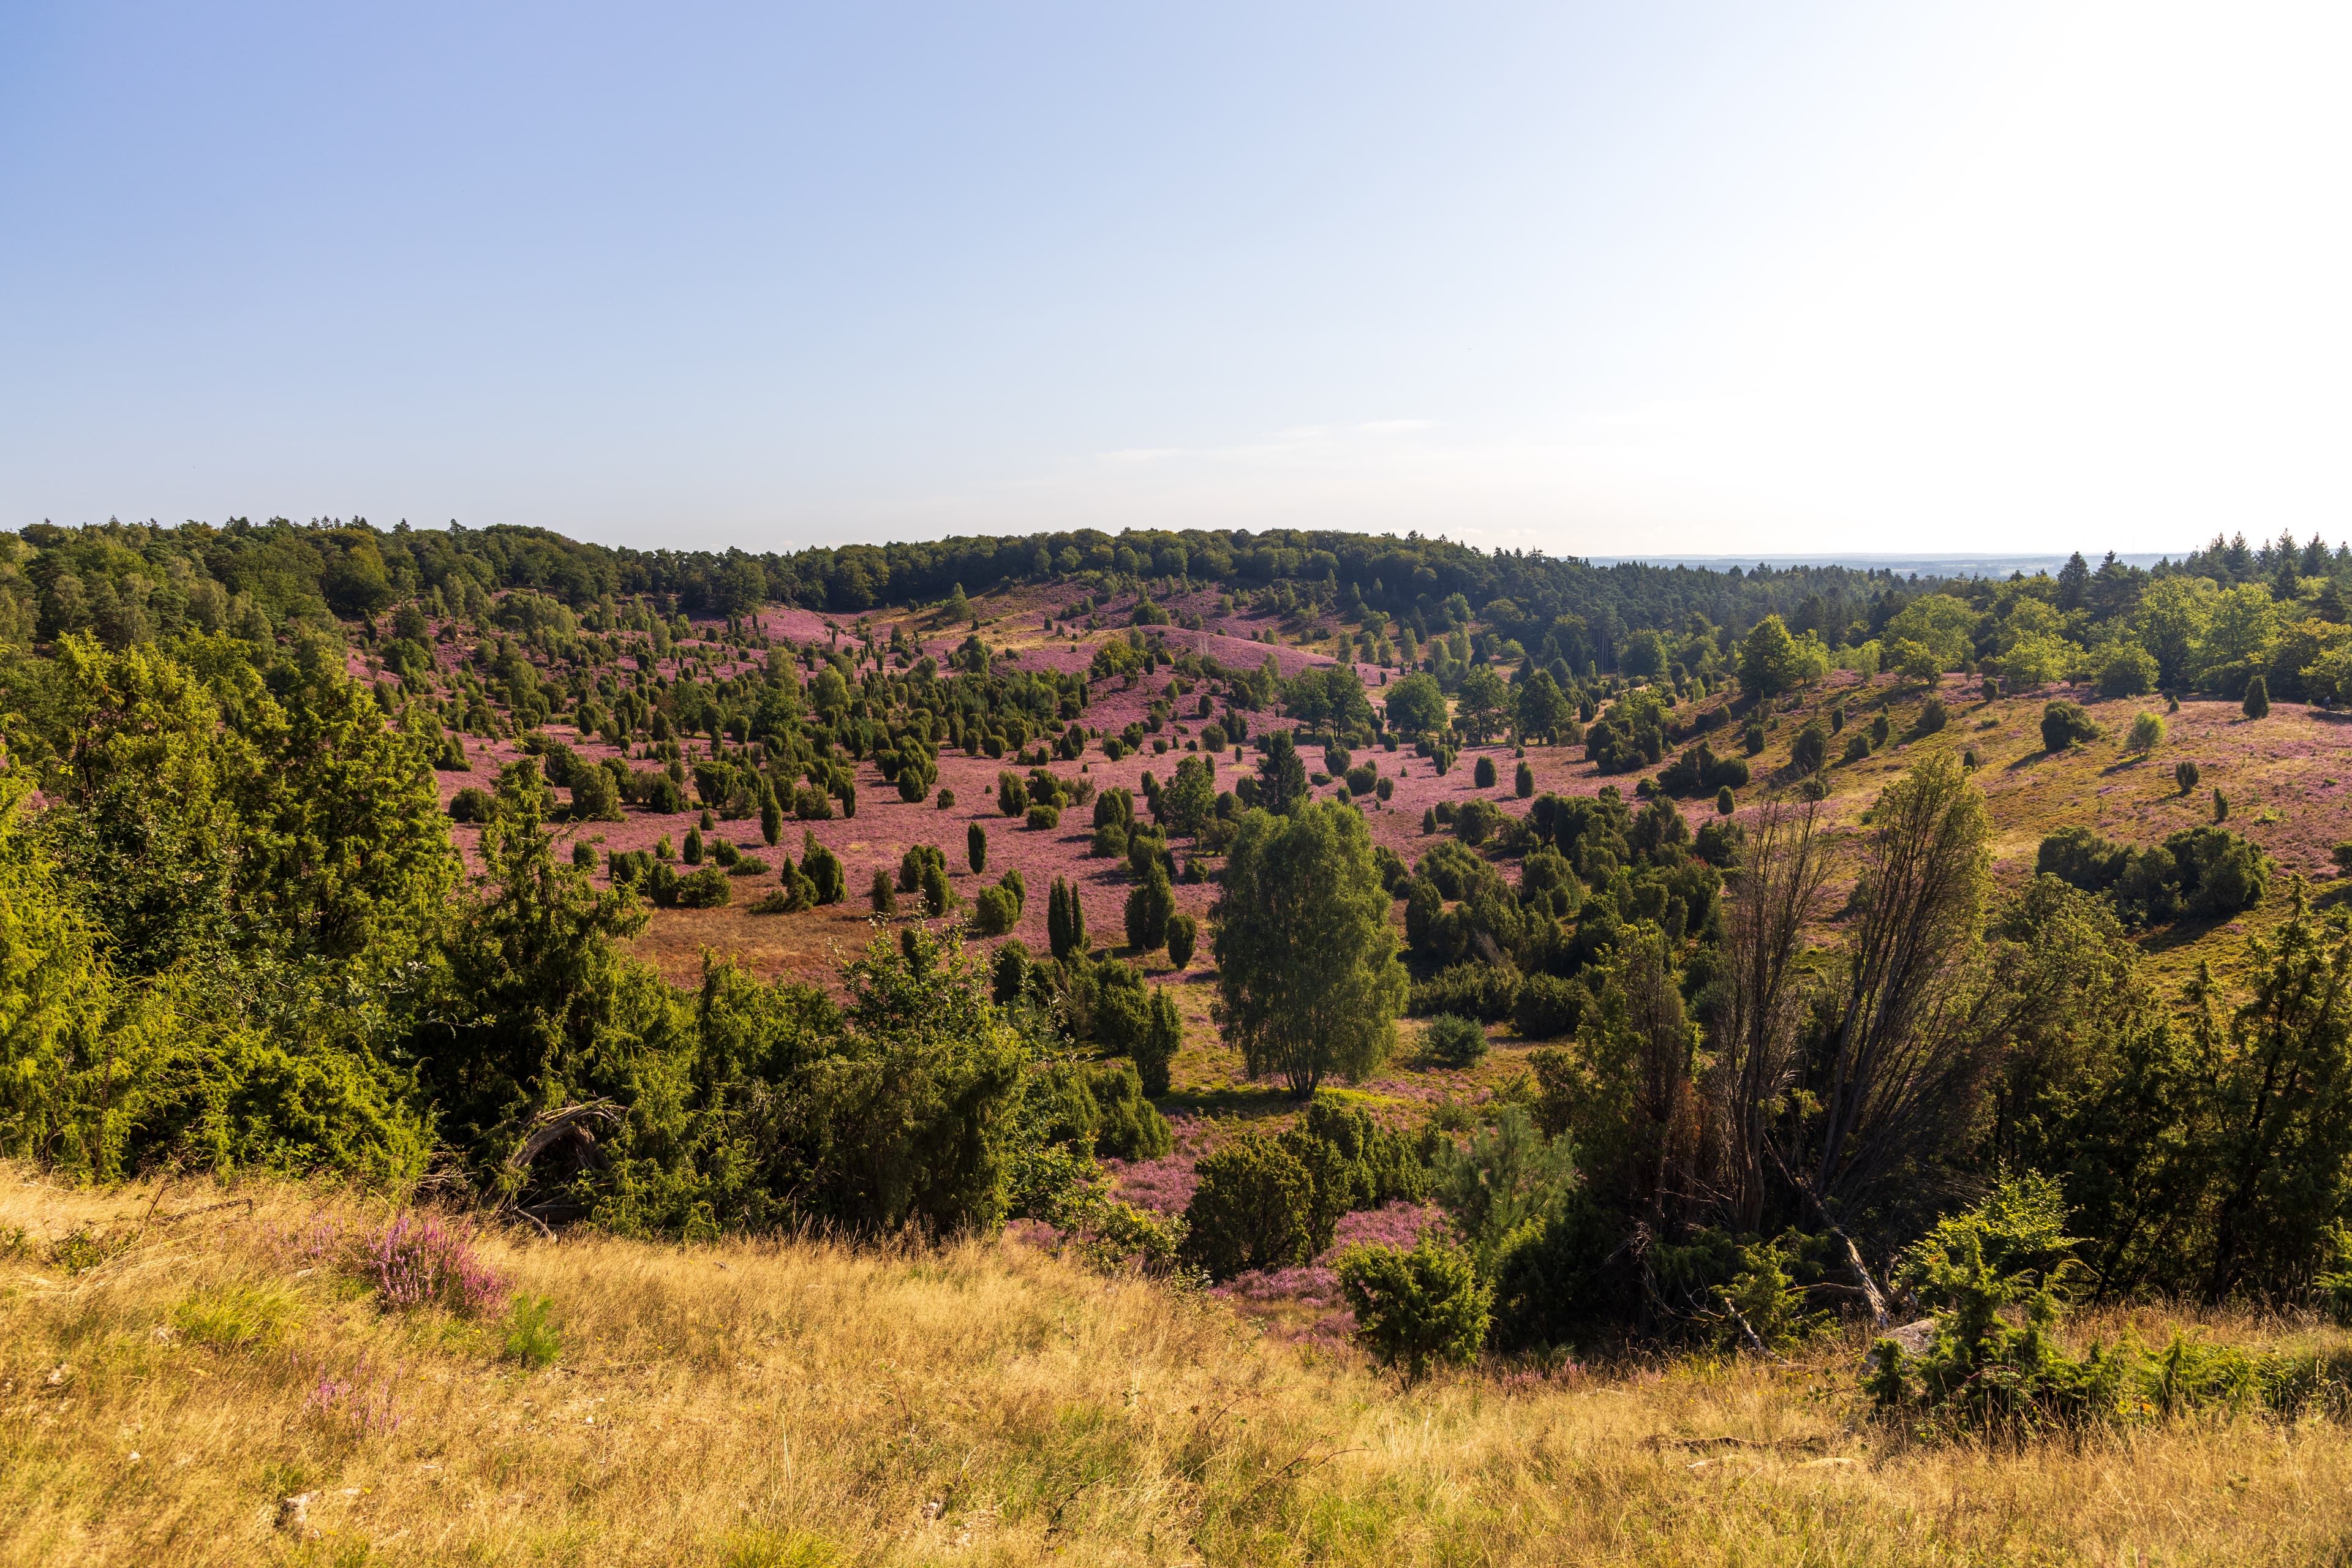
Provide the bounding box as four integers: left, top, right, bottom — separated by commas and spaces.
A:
1409, 963, 1521, 1022
2042, 700, 2100, 752
1423, 1012, 1488, 1067
1182, 1135, 1316, 1281
364, 1213, 508, 1317
1512, 974, 1587, 1040
1336, 1237, 1491, 1382
502, 1294, 562, 1369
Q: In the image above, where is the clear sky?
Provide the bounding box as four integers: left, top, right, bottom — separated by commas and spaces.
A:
3, 2, 2345, 556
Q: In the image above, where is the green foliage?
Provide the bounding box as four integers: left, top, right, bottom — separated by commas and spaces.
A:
502, 1293, 563, 1369
1430, 1105, 1579, 1278
1423, 1013, 1488, 1067
1123, 864, 1175, 953
1512, 974, 1587, 1040
1709, 1237, 1829, 1353
972, 883, 1020, 937
1257, 729, 1311, 815
2042, 699, 2101, 752
1384, 671, 1447, 736
1737, 614, 1826, 700
1790, 721, 1829, 774
2036, 823, 2271, 925
1182, 1134, 1316, 1280
1336, 1236, 1491, 1381
1898, 1173, 2079, 1307
1165, 911, 1197, 970
174, 1282, 303, 1351
1128, 986, 1182, 1097
2176, 758, 2201, 794
2091, 640, 2160, 698
1046, 876, 1087, 961
967, 821, 987, 874
2127, 711, 2165, 752
1213, 802, 1408, 1096
2243, 674, 2270, 718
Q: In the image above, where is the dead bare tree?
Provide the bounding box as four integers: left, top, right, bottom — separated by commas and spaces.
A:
1804, 752, 1993, 1215
1709, 793, 1832, 1232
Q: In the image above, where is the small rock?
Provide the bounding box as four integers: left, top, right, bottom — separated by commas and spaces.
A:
1882, 1319, 1936, 1357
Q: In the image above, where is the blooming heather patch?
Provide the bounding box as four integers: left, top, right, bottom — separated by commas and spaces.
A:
364, 1213, 509, 1317
1210, 1202, 1446, 1322
1102, 1155, 1199, 1215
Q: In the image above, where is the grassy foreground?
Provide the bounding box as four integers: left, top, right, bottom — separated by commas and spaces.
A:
6, 1169, 2352, 1567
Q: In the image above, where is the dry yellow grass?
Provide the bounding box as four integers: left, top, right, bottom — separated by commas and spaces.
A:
6, 1166, 2352, 1567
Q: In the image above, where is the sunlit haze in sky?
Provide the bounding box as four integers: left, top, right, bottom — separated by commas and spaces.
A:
3, 2, 2345, 557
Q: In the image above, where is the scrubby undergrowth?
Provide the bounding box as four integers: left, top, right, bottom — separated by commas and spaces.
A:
7, 1168, 2352, 1568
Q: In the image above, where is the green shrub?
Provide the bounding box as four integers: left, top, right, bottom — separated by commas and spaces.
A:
1474, 755, 1499, 788
2244, 676, 2270, 718
971, 883, 1020, 937
1791, 722, 1830, 773
1336, 1236, 1490, 1381
1089, 1059, 1172, 1159
1182, 1135, 1315, 1280
869, 868, 896, 914
668, 866, 733, 908
1511, 974, 1586, 1040
967, 821, 987, 873
1515, 761, 1535, 797
1454, 799, 1504, 846
1124, 865, 1174, 952
1129, 986, 1182, 1096
448, 786, 493, 823
1423, 1012, 1488, 1066
1025, 802, 1061, 831
2175, 759, 2200, 794
2128, 712, 2165, 752
1165, 911, 1197, 969
502, 1293, 562, 1369
799, 835, 844, 905
2092, 641, 2159, 698
2042, 700, 2100, 752
1409, 963, 1521, 1022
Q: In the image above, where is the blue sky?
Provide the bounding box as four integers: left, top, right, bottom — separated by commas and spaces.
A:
3, 2, 2345, 555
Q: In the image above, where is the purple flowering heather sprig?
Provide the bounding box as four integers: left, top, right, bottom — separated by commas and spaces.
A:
364, 1213, 508, 1317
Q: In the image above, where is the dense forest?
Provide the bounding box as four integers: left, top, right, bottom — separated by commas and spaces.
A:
7, 514, 2352, 1433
